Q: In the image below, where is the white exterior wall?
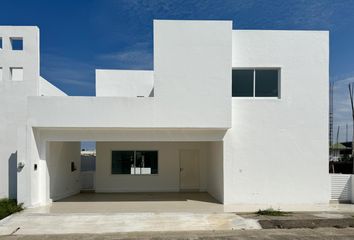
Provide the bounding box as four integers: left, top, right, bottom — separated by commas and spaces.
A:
0, 26, 39, 199
47, 142, 81, 201
223, 30, 329, 205
96, 142, 207, 192
95, 70, 153, 97
153, 20, 232, 128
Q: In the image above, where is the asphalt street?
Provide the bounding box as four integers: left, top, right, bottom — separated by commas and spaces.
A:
1, 228, 354, 240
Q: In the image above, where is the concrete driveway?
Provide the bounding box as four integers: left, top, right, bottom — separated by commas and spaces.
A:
0, 193, 260, 235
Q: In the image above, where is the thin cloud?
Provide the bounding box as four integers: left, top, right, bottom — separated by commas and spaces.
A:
41, 53, 96, 96
97, 42, 153, 70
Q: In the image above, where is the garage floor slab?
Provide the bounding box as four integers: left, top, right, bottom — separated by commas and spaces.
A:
26, 192, 225, 214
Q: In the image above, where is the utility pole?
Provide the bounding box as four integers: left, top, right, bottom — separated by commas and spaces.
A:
346, 124, 348, 142
348, 83, 354, 173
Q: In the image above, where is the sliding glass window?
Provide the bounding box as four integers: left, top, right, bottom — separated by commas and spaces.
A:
112, 150, 158, 175
232, 69, 280, 98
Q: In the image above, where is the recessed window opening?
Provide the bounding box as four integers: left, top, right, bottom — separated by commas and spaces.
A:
112, 150, 158, 175
10, 67, 23, 81
232, 69, 280, 98
0, 38, 3, 49
0, 68, 3, 81
10, 37, 23, 50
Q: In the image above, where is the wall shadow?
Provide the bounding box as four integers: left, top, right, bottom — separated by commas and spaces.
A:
57, 192, 220, 204
8, 152, 17, 199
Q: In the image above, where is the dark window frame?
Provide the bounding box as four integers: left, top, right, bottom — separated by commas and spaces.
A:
232, 68, 281, 98
111, 150, 159, 175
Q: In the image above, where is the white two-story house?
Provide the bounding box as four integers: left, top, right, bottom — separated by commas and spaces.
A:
0, 20, 329, 208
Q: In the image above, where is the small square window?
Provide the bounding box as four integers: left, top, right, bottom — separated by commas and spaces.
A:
0, 68, 3, 81
10, 38, 23, 50
232, 70, 254, 97
10, 67, 23, 81
255, 70, 279, 97
112, 151, 134, 174
135, 151, 158, 174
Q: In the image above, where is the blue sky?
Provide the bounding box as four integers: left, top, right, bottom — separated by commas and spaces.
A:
1, 0, 354, 141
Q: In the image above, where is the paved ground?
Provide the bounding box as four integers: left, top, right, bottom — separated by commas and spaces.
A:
3, 193, 354, 236
26, 192, 225, 214
23, 193, 354, 214
1, 228, 354, 239
0, 212, 260, 235
0, 193, 262, 235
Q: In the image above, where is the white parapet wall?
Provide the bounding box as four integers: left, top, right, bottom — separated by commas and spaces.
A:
95, 70, 154, 97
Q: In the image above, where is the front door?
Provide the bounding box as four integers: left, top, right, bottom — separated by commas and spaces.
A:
179, 149, 200, 191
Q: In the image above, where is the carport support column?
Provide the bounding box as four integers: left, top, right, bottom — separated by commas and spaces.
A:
39, 139, 49, 205
17, 126, 44, 207
222, 131, 234, 205
17, 125, 33, 206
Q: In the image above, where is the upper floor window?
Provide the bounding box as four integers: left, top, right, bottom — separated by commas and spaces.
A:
232, 69, 280, 98
10, 37, 23, 50
0, 38, 2, 49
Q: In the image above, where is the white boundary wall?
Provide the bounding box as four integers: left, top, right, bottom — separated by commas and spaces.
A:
330, 174, 352, 202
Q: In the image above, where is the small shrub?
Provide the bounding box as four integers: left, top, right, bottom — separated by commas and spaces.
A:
256, 208, 291, 216
0, 199, 23, 220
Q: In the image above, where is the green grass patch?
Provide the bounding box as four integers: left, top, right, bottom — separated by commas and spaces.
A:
256, 208, 291, 216
0, 199, 23, 220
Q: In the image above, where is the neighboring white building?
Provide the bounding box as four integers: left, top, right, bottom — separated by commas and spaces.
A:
0, 20, 329, 207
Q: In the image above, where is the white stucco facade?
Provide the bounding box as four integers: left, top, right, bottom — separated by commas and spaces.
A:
0, 20, 329, 208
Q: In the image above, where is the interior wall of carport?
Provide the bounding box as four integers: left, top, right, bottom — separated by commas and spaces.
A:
96, 142, 208, 192
96, 141, 224, 202
46, 141, 81, 201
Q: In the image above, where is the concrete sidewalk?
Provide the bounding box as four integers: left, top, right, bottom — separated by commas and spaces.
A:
2, 210, 354, 235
